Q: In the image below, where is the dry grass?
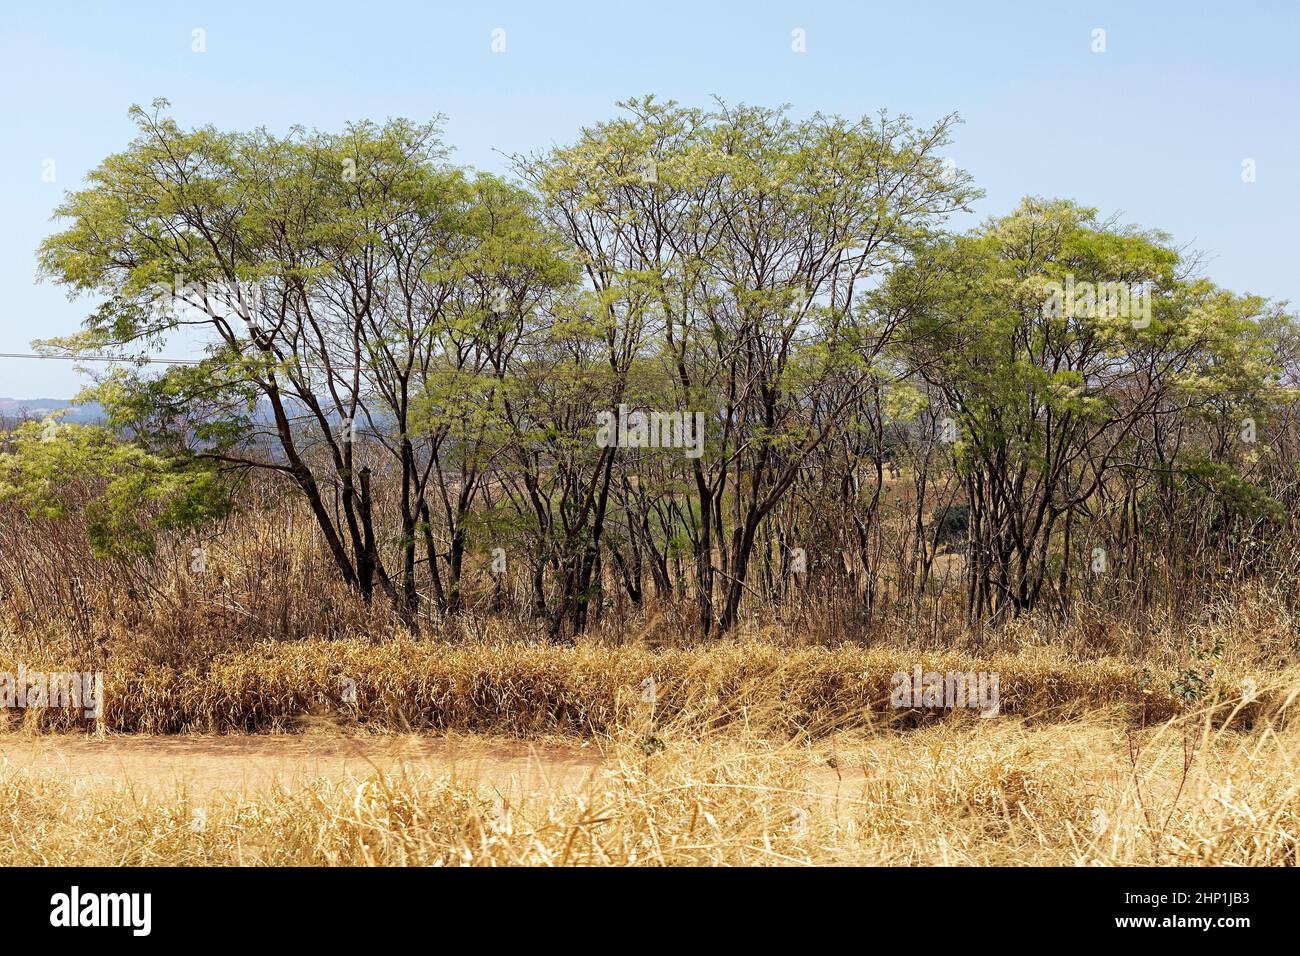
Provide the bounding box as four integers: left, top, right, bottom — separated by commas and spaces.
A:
2, 494, 1297, 865
1, 705, 1296, 866
0, 621, 1294, 865
1, 636, 1290, 736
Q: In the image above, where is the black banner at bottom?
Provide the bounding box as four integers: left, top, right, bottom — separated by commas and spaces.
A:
0, 865, 1275, 942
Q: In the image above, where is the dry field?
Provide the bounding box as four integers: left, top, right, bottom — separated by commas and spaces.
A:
0, 706, 1297, 866
2, 576, 1297, 866
0, 625, 1296, 866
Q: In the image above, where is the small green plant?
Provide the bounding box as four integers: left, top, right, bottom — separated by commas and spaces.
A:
1169, 633, 1224, 706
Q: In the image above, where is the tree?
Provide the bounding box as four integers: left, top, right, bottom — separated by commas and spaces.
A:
37, 100, 571, 620
881, 198, 1285, 620
518, 96, 977, 633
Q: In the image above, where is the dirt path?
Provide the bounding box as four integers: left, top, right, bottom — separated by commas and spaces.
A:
0, 734, 604, 800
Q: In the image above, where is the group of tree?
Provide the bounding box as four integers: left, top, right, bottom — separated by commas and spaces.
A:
10, 96, 1296, 639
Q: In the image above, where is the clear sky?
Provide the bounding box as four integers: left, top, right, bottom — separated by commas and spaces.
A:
1, 0, 1296, 398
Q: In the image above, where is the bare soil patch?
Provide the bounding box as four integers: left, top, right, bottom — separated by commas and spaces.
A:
0, 733, 602, 800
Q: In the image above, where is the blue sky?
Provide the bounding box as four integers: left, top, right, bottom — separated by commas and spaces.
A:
1, 0, 1296, 397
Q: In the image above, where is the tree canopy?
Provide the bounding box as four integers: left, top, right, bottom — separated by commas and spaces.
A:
25, 98, 1298, 637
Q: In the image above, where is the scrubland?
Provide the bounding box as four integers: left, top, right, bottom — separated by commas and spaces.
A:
2, 466, 1298, 867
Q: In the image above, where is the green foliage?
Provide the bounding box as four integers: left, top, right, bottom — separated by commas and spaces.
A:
930, 503, 969, 545
1180, 457, 1285, 524
0, 421, 233, 560
1169, 632, 1225, 706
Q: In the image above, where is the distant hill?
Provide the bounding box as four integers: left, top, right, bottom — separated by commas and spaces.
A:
0, 398, 104, 423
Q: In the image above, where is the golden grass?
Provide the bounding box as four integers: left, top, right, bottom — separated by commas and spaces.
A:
1, 708, 1295, 866
1, 637, 1282, 736
1, 589, 1295, 865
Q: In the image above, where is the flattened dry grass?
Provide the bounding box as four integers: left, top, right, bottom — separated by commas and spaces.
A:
0, 638, 1260, 735
5, 581, 1295, 737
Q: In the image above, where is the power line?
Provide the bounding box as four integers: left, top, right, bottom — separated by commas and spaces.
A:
0, 351, 203, 365
0, 351, 363, 374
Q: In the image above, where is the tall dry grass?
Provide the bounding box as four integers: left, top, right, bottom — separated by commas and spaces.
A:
5, 477, 1300, 668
